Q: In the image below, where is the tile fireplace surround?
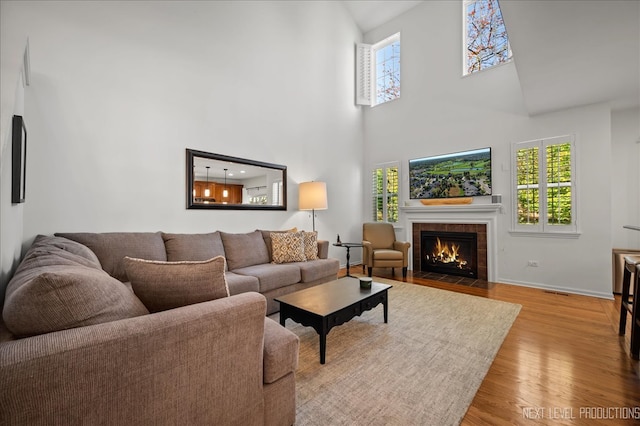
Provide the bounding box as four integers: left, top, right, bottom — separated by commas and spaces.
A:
400, 204, 501, 282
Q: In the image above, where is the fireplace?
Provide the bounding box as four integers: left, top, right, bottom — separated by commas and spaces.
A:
421, 231, 477, 278
412, 222, 488, 281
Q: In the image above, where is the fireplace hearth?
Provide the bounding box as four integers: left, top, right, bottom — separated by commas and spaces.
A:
421, 231, 477, 278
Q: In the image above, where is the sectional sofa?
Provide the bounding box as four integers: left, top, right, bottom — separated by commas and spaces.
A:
0, 229, 339, 425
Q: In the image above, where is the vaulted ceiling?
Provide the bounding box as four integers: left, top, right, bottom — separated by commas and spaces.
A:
343, 0, 640, 116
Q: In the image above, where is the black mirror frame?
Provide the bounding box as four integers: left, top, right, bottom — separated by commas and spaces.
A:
186, 149, 287, 210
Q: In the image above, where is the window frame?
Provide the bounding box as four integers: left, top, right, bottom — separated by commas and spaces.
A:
462, 0, 512, 76
510, 135, 579, 237
356, 32, 401, 106
372, 161, 400, 223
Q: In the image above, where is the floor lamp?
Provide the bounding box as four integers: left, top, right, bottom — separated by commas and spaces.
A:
299, 181, 328, 232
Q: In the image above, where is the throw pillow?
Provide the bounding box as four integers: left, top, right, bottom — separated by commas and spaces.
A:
302, 231, 318, 260
271, 232, 306, 264
260, 227, 298, 260
3, 250, 149, 338
123, 256, 229, 313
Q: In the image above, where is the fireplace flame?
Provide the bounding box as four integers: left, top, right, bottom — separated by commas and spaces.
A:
430, 237, 467, 269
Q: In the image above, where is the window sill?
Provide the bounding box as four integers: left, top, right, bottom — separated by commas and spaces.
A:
508, 230, 581, 239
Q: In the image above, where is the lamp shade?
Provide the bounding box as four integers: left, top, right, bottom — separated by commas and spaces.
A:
299, 181, 328, 210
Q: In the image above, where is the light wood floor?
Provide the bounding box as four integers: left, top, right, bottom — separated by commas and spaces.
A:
340, 266, 640, 425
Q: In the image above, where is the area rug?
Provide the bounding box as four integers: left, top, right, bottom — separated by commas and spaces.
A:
280, 278, 521, 426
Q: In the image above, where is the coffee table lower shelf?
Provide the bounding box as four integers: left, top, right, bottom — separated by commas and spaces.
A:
275, 278, 390, 364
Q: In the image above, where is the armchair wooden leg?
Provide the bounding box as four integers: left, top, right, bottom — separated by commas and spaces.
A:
391, 268, 395, 276
402, 267, 407, 278
368, 267, 372, 277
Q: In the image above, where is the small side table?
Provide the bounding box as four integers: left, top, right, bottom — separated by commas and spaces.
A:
333, 243, 363, 278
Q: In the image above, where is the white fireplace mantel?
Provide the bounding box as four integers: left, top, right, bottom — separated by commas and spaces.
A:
400, 203, 501, 282
400, 204, 501, 215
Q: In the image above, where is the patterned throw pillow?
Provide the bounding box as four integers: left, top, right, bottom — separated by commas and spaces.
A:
271, 232, 306, 263
123, 256, 229, 313
302, 231, 318, 260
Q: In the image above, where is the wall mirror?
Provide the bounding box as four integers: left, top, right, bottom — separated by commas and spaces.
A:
186, 149, 287, 210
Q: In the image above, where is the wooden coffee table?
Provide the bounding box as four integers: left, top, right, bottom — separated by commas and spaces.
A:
275, 277, 391, 364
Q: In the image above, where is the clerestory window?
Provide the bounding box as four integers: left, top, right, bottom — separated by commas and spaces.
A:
464, 0, 512, 75
356, 33, 401, 106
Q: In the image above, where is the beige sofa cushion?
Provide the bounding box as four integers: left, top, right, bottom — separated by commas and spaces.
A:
124, 256, 229, 313
55, 232, 167, 282
3, 236, 149, 338
220, 230, 270, 270
271, 232, 306, 263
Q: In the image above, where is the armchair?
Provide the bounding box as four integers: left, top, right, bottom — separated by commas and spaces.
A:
362, 222, 411, 278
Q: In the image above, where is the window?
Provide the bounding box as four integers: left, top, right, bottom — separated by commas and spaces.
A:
272, 180, 283, 205
512, 135, 577, 235
372, 162, 399, 223
464, 0, 512, 75
356, 33, 400, 106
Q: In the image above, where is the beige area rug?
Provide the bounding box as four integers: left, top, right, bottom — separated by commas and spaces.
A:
277, 278, 521, 426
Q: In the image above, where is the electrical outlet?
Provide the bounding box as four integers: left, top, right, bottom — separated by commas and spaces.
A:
527, 260, 539, 267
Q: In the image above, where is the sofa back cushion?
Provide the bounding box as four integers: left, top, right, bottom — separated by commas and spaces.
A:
162, 232, 226, 264
220, 231, 269, 270
3, 236, 149, 338
55, 232, 167, 281
123, 256, 229, 313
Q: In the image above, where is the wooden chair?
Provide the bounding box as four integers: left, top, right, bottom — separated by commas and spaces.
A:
632, 264, 640, 359
619, 255, 640, 359
362, 222, 411, 278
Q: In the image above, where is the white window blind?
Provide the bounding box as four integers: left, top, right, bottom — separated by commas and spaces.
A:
356, 43, 372, 105
356, 33, 400, 106
512, 135, 577, 235
372, 162, 399, 223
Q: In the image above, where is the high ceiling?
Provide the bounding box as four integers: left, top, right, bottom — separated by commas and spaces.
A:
342, 0, 640, 116
342, 1, 424, 33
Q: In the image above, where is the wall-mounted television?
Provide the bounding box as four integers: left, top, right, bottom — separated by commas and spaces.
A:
409, 147, 492, 199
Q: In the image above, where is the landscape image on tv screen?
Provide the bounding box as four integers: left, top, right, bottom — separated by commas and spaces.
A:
409, 147, 492, 199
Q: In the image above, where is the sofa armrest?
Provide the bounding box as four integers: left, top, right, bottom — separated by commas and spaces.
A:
263, 317, 299, 384
0, 292, 267, 425
317, 240, 329, 259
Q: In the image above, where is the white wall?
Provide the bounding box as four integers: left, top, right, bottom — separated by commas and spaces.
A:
0, 1, 29, 305
363, 1, 618, 298
611, 107, 640, 250
2, 0, 634, 302
0, 1, 364, 299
